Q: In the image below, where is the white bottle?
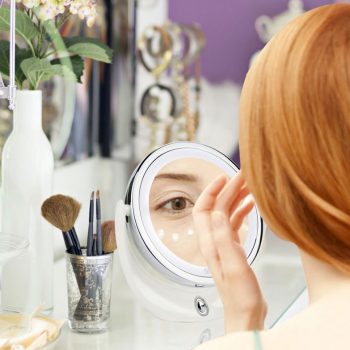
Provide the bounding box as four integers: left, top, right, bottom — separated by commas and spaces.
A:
1, 90, 54, 313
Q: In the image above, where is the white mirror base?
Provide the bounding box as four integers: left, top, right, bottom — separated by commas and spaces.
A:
115, 200, 224, 322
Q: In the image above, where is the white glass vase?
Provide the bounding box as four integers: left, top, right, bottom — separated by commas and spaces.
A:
1, 90, 54, 313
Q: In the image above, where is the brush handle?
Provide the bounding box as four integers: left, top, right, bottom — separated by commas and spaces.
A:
96, 196, 102, 255
96, 219, 102, 255
63, 232, 76, 254
87, 223, 93, 256
92, 235, 97, 256
71, 227, 82, 255
87, 197, 94, 256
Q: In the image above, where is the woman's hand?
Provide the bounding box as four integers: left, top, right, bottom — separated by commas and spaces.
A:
192, 172, 267, 334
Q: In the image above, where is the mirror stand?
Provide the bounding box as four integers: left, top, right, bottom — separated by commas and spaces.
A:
115, 199, 224, 322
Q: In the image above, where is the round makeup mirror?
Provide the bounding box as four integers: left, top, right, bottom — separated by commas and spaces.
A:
115, 142, 264, 321
149, 157, 250, 267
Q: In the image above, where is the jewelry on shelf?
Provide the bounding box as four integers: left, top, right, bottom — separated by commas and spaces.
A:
173, 23, 206, 141
140, 83, 178, 150
136, 21, 206, 153
180, 23, 206, 68
137, 25, 173, 79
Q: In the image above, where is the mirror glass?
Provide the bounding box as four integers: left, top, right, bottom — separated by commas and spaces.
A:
149, 157, 248, 266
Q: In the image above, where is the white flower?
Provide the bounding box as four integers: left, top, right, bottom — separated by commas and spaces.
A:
56, 2, 65, 13
38, 1, 57, 20
78, 5, 91, 19
22, 0, 40, 8
69, 0, 97, 26
86, 13, 96, 27
69, 0, 79, 14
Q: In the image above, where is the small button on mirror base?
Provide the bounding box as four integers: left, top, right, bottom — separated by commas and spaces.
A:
195, 296, 209, 317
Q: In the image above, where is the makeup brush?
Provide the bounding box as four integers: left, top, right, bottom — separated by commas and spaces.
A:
92, 234, 97, 256
66, 196, 82, 255
96, 190, 103, 255
87, 191, 94, 256
42, 194, 85, 320
41, 194, 82, 255
102, 221, 117, 253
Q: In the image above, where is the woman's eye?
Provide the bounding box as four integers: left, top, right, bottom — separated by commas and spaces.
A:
159, 197, 193, 213
164, 198, 187, 210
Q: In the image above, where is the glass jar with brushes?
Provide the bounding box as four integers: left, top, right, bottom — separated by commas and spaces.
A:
41, 191, 117, 333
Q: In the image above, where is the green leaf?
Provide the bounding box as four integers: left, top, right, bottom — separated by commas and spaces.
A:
20, 57, 76, 89
51, 55, 85, 83
0, 41, 10, 79
50, 64, 77, 82
0, 41, 32, 86
16, 48, 33, 85
63, 37, 113, 63
21, 57, 52, 89
0, 8, 39, 43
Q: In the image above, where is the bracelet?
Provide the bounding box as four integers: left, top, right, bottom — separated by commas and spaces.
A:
140, 83, 177, 122
179, 23, 206, 67
137, 25, 173, 78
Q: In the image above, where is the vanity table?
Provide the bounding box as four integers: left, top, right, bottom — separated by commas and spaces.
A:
47, 157, 307, 350
51, 255, 225, 350
50, 253, 307, 350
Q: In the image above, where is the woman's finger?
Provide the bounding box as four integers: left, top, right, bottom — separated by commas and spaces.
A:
195, 219, 222, 281
215, 172, 246, 213
230, 199, 255, 236
193, 174, 228, 213
211, 211, 248, 275
228, 186, 250, 214
193, 175, 228, 279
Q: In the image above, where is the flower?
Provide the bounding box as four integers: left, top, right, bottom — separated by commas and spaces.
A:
69, 0, 97, 26
68, 0, 79, 14
22, 0, 40, 8
86, 13, 96, 27
56, 0, 65, 14
38, 0, 57, 20
9, 0, 98, 27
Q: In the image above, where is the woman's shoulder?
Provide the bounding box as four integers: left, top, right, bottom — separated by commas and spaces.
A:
195, 301, 350, 350
194, 327, 295, 350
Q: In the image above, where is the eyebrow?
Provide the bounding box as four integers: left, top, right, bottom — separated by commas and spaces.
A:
154, 173, 198, 182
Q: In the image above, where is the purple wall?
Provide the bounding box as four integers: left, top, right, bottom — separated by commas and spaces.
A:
169, 0, 333, 84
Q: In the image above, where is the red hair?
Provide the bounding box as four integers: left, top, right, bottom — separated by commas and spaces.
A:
240, 4, 350, 273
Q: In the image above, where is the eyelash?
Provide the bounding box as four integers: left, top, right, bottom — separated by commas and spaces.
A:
155, 197, 194, 214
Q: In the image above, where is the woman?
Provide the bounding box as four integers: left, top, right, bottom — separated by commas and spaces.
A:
193, 4, 350, 350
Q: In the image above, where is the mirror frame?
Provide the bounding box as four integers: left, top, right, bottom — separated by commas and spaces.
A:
125, 142, 264, 286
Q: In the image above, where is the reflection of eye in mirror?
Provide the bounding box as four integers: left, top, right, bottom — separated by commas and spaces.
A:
149, 157, 248, 267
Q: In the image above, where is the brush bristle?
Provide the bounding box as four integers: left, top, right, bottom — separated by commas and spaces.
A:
102, 220, 117, 253
96, 190, 100, 198
41, 194, 81, 232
